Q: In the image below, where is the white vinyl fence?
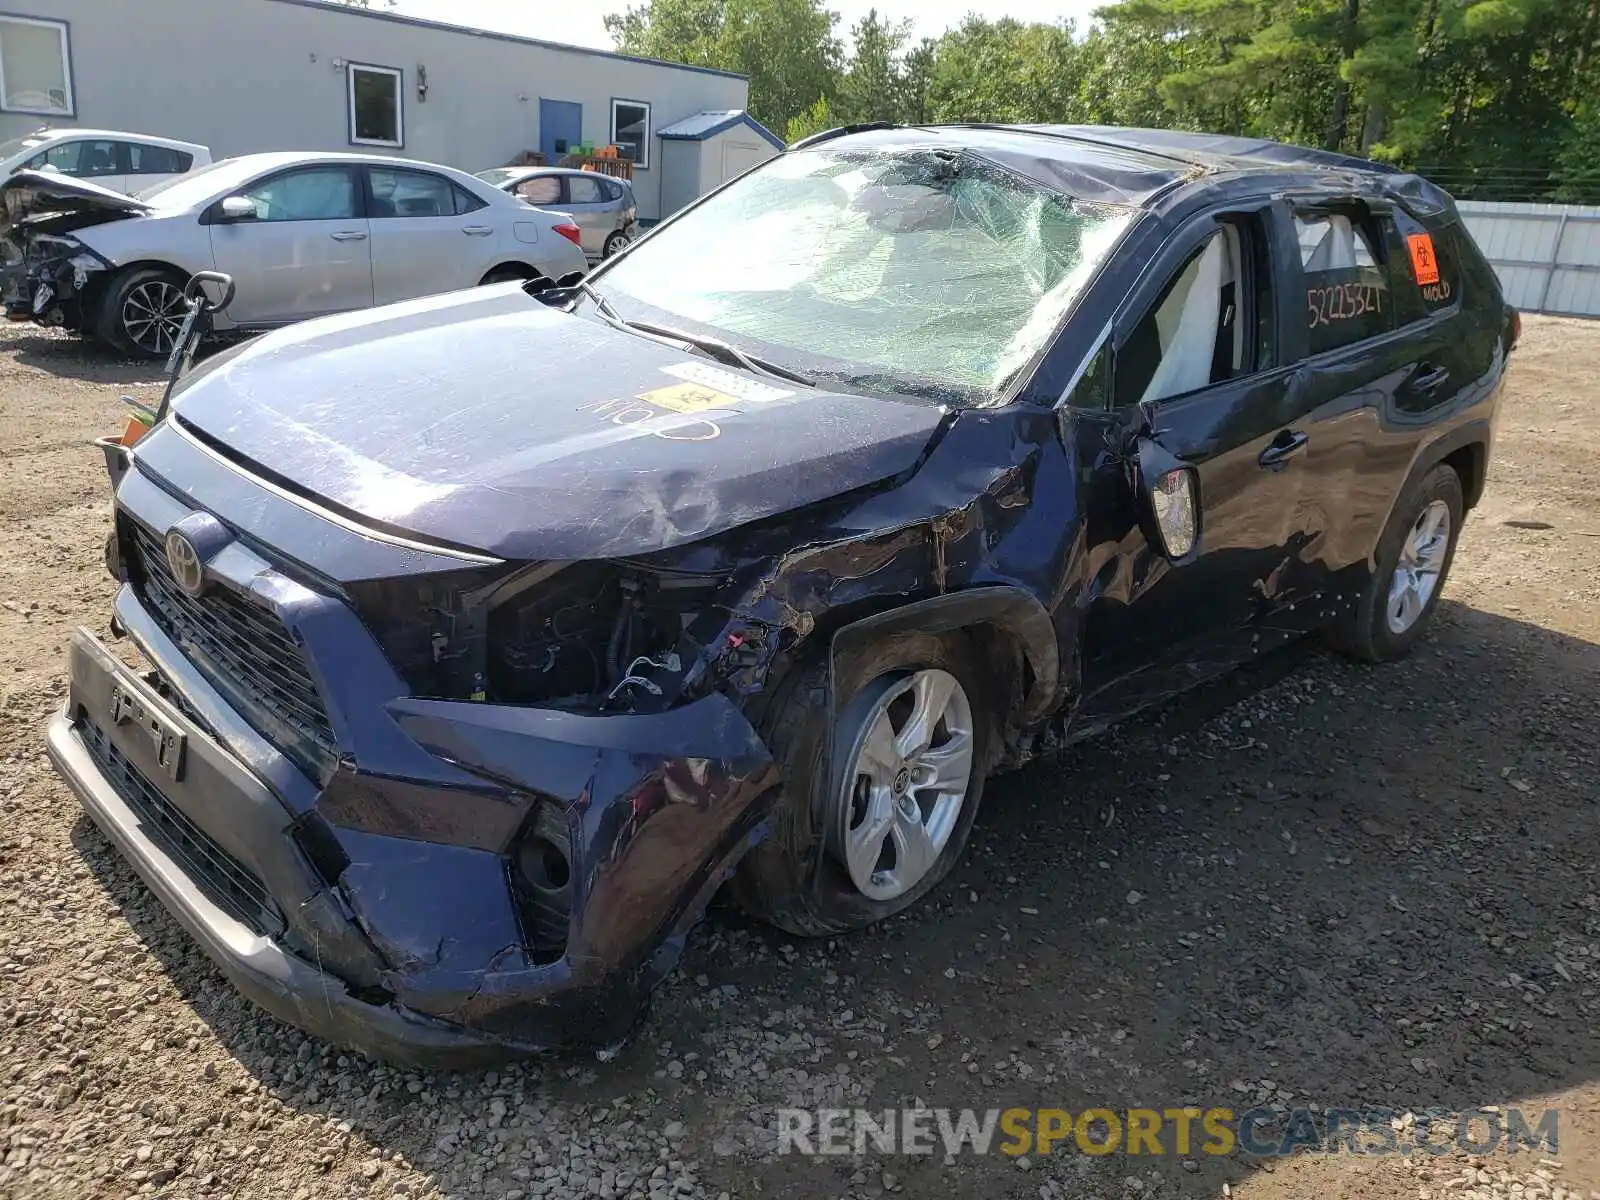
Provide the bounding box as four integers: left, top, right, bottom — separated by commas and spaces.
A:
1456, 201, 1600, 318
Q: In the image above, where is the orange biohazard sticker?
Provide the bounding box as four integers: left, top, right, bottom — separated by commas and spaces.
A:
1407, 233, 1441, 286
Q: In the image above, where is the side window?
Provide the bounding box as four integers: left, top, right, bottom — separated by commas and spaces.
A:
237, 168, 358, 222
26, 142, 81, 173
368, 167, 454, 218
1296, 211, 1393, 355
78, 140, 122, 178
452, 184, 487, 215
1387, 209, 1461, 319
515, 175, 561, 205
566, 175, 604, 204
126, 143, 190, 175
1114, 216, 1266, 408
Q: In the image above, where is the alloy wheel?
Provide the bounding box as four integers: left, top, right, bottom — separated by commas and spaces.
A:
121, 280, 188, 357
830, 669, 975, 902
1387, 499, 1452, 633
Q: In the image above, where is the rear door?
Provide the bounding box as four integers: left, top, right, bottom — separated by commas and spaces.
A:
1269, 199, 1470, 616
365, 165, 496, 303
1073, 201, 1314, 720
561, 172, 615, 255
207, 165, 372, 325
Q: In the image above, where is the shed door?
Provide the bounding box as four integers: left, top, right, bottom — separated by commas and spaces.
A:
539, 99, 582, 163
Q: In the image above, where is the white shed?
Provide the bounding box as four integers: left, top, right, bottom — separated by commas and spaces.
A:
657, 110, 784, 218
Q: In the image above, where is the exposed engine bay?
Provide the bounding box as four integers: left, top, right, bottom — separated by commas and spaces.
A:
350, 558, 744, 713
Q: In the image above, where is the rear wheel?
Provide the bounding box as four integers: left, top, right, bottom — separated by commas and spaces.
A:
602, 231, 630, 259
730, 631, 992, 936
1329, 463, 1464, 661
101, 267, 188, 359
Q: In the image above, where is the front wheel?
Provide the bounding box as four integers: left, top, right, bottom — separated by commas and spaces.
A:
730, 632, 992, 936
101, 267, 189, 359
1329, 463, 1464, 661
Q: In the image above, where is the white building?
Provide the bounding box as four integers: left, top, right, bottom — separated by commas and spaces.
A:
0, 0, 781, 220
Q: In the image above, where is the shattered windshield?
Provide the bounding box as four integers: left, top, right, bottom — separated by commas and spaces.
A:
596, 149, 1134, 405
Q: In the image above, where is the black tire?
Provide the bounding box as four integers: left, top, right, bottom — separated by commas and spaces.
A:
602, 231, 630, 259
1328, 463, 1465, 662
729, 631, 994, 937
100, 267, 189, 360
479, 264, 534, 286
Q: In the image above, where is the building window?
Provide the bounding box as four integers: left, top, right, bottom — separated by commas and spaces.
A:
610, 99, 651, 169
348, 63, 402, 148
0, 15, 74, 116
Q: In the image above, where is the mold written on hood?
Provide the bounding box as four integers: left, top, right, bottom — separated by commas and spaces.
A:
160, 285, 951, 560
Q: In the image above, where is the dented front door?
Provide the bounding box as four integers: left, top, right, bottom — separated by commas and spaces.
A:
1072, 364, 1311, 725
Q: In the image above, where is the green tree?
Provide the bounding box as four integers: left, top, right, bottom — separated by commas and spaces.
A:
902, 37, 938, 124
786, 95, 835, 142
837, 9, 911, 124
604, 0, 724, 68
607, 0, 840, 132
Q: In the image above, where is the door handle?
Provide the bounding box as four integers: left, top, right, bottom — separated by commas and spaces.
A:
1259, 429, 1309, 470
1410, 364, 1450, 393
329, 230, 368, 241
461, 225, 493, 236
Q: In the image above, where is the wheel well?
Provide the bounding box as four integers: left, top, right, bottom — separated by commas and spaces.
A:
826, 589, 1060, 737
87, 260, 191, 344
480, 261, 543, 284
1440, 441, 1488, 510
84, 259, 185, 311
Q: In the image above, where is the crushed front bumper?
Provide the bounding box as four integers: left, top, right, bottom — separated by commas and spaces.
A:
49, 614, 777, 1067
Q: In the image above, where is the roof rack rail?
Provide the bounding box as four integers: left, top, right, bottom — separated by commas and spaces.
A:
788, 122, 900, 151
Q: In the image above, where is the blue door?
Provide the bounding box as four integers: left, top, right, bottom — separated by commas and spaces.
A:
539, 100, 582, 164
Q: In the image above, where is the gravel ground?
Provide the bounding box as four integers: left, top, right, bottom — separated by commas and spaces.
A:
0, 317, 1597, 1200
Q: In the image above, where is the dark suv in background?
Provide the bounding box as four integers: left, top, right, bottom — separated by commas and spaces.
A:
47, 124, 1515, 1064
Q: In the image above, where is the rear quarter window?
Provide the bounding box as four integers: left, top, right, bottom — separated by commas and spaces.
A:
1387, 210, 1461, 321
1295, 212, 1394, 355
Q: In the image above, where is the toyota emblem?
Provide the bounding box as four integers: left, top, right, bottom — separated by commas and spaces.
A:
164, 529, 207, 596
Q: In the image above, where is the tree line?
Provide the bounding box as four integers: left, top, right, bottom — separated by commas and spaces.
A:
605, 0, 1600, 203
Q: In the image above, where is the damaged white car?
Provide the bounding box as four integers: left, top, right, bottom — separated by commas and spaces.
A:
1, 151, 588, 357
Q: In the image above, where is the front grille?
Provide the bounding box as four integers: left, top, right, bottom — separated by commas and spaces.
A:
82, 716, 283, 937
125, 518, 337, 778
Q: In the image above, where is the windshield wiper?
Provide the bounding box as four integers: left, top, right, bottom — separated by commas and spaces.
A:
572, 280, 813, 389
626, 319, 815, 388
575, 279, 627, 330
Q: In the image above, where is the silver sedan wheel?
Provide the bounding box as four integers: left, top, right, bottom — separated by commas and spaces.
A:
1387, 499, 1452, 633
830, 669, 975, 902
121, 280, 187, 357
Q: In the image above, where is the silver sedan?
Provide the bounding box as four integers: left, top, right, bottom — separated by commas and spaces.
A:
0, 151, 590, 357
475, 167, 637, 261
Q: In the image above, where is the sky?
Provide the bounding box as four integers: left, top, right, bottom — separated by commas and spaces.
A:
388, 0, 1103, 52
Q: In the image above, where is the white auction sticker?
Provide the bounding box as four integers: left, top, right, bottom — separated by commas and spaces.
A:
660, 361, 794, 404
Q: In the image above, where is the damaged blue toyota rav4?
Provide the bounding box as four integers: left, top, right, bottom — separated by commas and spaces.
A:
47, 125, 1515, 1065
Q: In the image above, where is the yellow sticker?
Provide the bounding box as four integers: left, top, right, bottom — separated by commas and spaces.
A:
636, 382, 739, 415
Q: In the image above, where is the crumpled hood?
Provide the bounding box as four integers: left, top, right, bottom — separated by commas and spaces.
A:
0, 170, 150, 237
169, 285, 947, 560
